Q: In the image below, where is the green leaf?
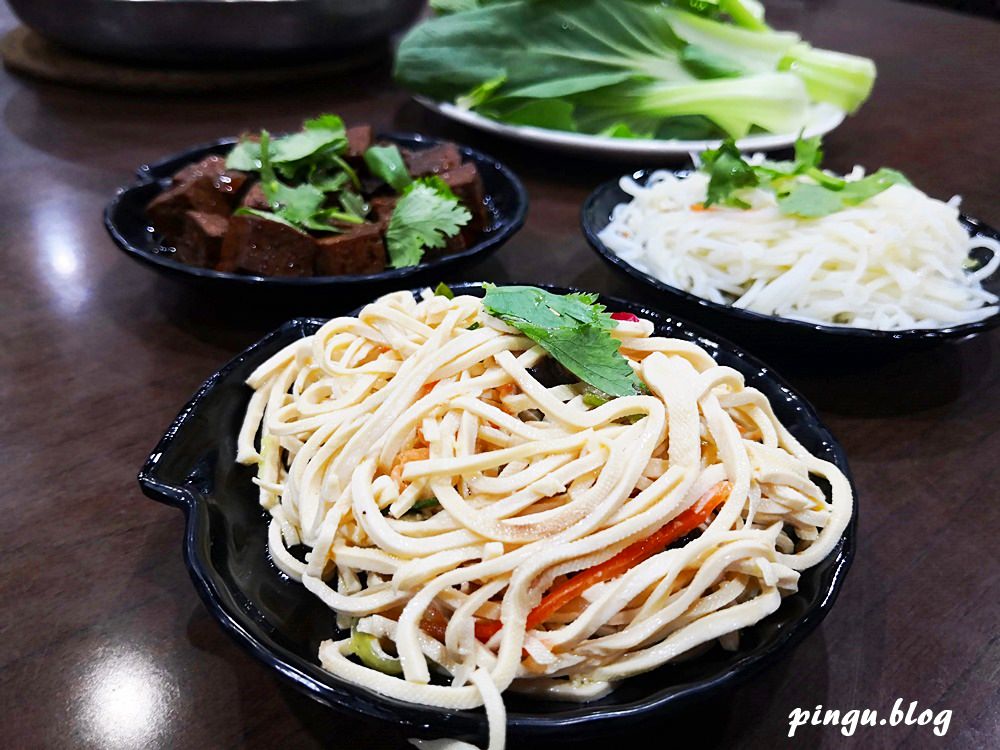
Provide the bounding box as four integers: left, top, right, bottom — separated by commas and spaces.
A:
270, 119, 347, 164
434, 282, 455, 299
776, 167, 910, 217
597, 121, 645, 139
234, 207, 308, 233
396, 0, 875, 139
701, 138, 758, 207
385, 180, 471, 268
838, 168, 911, 204
431, 0, 483, 12
494, 99, 576, 131
775, 183, 844, 218
794, 134, 823, 170
482, 285, 644, 398
364, 145, 413, 193
456, 73, 507, 109
308, 170, 349, 194
482, 285, 613, 330
338, 191, 369, 220
225, 140, 261, 171
680, 44, 744, 79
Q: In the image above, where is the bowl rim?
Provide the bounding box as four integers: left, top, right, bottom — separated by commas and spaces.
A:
137, 281, 857, 738
581, 169, 1000, 343
104, 133, 528, 287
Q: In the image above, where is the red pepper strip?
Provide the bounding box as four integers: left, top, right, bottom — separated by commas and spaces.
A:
474, 480, 731, 640
610, 312, 641, 322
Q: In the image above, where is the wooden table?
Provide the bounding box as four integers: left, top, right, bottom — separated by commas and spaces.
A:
3, 1, 998, 748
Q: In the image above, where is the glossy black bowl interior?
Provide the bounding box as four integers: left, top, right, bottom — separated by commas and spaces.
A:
105, 135, 527, 290
138, 282, 856, 744
582, 170, 1000, 353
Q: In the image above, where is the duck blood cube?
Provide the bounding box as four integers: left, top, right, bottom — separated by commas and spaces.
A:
218, 213, 316, 277
346, 126, 374, 165
441, 162, 488, 231
403, 143, 463, 177
369, 196, 398, 230
173, 211, 229, 268
240, 183, 269, 211
148, 156, 248, 237
315, 224, 386, 276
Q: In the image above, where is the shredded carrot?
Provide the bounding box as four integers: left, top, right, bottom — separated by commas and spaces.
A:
690, 202, 708, 211
495, 383, 517, 399
475, 480, 731, 640
390, 447, 430, 485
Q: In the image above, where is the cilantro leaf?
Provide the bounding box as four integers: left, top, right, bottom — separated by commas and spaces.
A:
778, 167, 910, 218
700, 135, 912, 217
701, 138, 758, 208
775, 183, 844, 218
364, 145, 413, 193
482, 285, 645, 398
838, 168, 911, 204
385, 179, 471, 268
225, 113, 350, 187
270, 116, 347, 164
225, 140, 261, 171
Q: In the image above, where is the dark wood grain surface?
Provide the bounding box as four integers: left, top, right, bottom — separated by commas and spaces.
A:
2, 1, 998, 748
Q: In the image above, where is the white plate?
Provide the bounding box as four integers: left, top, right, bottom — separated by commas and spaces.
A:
418, 98, 845, 160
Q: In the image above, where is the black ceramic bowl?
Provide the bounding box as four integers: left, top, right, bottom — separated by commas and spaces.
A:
582, 170, 1000, 353
105, 135, 527, 293
138, 282, 856, 744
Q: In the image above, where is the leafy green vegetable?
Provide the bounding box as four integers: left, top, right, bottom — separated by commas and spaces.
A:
457, 73, 508, 109
777, 168, 910, 218
226, 115, 349, 181
363, 145, 413, 193
237, 130, 362, 233
225, 140, 262, 171
385, 179, 471, 268
395, 0, 876, 139
482, 286, 645, 398
701, 138, 759, 208
434, 282, 455, 299
700, 135, 911, 218
680, 44, 744, 79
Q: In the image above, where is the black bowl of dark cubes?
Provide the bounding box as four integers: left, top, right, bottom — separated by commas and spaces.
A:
104, 128, 527, 310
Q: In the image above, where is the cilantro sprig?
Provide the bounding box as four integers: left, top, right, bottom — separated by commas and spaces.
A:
234, 130, 363, 234
482, 285, 645, 398
700, 135, 911, 218
386, 177, 470, 268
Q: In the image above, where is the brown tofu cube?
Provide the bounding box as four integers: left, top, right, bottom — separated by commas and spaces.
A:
147, 159, 248, 237
240, 182, 269, 211
441, 162, 488, 231
444, 231, 467, 254
403, 143, 463, 178
315, 223, 386, 276
219, 213, 316, 277
172, 154, 226, 185
346, 125, 374, 164
173, 211, 229, 268
369, 196, 398, 230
